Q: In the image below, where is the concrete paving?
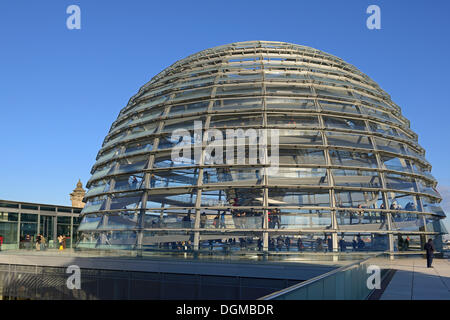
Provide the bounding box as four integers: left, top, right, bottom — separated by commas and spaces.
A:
381, 257, 450, 300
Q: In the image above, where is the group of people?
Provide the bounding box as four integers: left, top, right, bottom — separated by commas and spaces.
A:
166, 241, 192, 251
268, 209, 281, 229
351, 235, 366, 251
18, 234, 68, 251
202, 209, 267, 229
57, 235, 67, 250
35, 234, 47, 251
397, 235, 410, 251
213, 211, 226, 228
268, 236, 304, 252
336, 235, 366, 252
337, 199, 420, 226
20, 234, 33, 250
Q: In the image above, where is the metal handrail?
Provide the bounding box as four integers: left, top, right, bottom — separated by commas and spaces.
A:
258, 252, 384, 300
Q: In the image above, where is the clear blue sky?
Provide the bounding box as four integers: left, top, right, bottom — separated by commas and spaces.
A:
0, 0, 449, 230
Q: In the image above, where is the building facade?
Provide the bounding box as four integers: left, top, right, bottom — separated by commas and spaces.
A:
0, 200, 82, 250
77, 41, 447, 253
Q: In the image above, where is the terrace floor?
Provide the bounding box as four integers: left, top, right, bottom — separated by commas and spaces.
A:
381, 257, 450, 300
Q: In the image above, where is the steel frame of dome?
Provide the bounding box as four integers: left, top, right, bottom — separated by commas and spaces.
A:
77, 40, 447, 253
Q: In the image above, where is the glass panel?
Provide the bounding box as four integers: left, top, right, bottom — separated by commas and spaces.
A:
96, 146, 121, 164
266, 98, 316, 110
85, 179, 110, 198
380, 155, 412, 172
106, 130, 127, 145
161, 116, 207, 133
77, 214, 101, 231
326, 132, 372, 149
338, 233, 389, 252
374, 137, 406, 155
82, 196, 107, 214
0, 221, 18, 244
0, 202, 19, 209
363, 106, 400, 124
425, 216, 447, 233
174, 76, 215, 90
20, 223, 37, 242
267, 114, 319, 127
0, 212, 19, 222
269, 209, 332, 229
77, 231, 133, 249
396, 128, 415, 141
57, 216, 71, 224
394, 235, 424, 252
369, 121, 398, 137
329, 149, 378, 168
126, 122, 158, 141
213, 98, 262, 111
21, 204, 38, 210
138, 91, 170, 105
202, 168, 262, 185
142, 209, 195, 229
412, 162, 435, 180
97, 211, 139, 230
334, 190, 384, 209
210, 114, 262, 128
219, 71, 262, 83
110, 192, 143, 210
279, 148, 326, 165
384, 172, 418, 192
421, 196, 445, 216
229, 209, 263, 229
390, 213, 425, 231
172, 87, 211, 102
266, 84, 312, 96
278, 129, 322, 145
332, 169, 381, 188
158, 134, 190, 150
416, 179, 440, 198
20, 213, 38, 223
123, 140, 153, 156
404, 146, 426, 162
268, 167, 328, 186
319, 100, 360, 114
137, 106, 165, 122
153, 150, 198, 168
264, 71, 308, 81
316, 87, 352, 99
90, 162, 115, 181
168, 101, 208, 116
355, 93, 386, 108
200, 188, 263, 207
150, 169, 199, 188
323, 116, 366, 131
142, 230, 192, 249
267, 188, 330, 207
386, 192, 421, 211
336, 209, 388, 231
216, 84, 262, 97
146, 190, 197, 208
113, 173, 145, 191
40, 206, 56, 212
115, 155, 149, 174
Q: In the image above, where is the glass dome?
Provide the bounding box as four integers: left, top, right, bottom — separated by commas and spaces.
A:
77, 41, 447, 253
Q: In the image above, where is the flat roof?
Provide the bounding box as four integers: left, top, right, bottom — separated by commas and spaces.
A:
0, 199, 82, 211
